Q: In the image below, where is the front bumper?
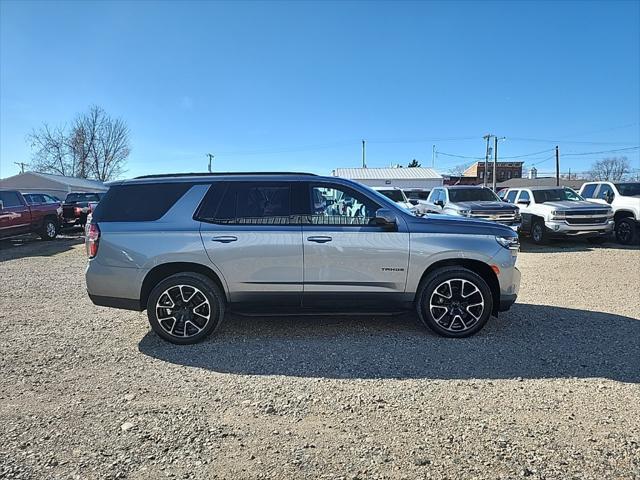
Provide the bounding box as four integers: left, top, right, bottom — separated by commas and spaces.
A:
544, 219, 614, 237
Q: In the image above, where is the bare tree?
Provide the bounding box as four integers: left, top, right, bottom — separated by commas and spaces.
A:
589, 157, 630, 181
448, 163, 471, 177
28, 105, 130, 181
27, 124, 72, 176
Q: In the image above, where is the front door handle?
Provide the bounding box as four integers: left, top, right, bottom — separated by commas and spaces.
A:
307, 236, 332, 243
211, 236, 238, 243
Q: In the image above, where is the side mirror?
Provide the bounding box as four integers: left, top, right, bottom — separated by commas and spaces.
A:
605, 192, 614, 204
517, 200, 530, 206
434, 199, 444, 207
374, 208, 397, 229
408, 199, 419, 206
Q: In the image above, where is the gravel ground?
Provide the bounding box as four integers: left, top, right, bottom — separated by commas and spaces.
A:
1, 233, 639, 480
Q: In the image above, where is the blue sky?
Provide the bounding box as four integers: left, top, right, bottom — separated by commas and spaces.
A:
1, 0, 639, 179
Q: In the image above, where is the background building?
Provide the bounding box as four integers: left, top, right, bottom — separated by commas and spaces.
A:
0, 171, 108, 199
333, 167, 443, 189
462, 161, 524, 184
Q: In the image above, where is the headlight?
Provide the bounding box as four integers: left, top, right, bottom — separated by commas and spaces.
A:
550, 210, 566, 220
514, 210, 521, 220
458, 209, 471, 217
606, 209, 614, 218
496, 235, 520, 250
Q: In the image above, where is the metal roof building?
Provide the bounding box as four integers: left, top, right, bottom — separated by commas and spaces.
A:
0, 171, 108, 200
333, 167, 443, 189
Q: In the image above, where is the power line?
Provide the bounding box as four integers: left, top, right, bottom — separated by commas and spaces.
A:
562, 146, 639, 156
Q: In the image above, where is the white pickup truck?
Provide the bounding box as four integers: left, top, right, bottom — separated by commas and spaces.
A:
578, 181, 640, 245
502, 186, 614, 244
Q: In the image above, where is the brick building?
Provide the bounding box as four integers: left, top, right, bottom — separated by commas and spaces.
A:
462, 161, 524, 184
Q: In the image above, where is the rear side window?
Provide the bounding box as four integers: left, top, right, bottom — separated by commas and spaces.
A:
197, 182, 294, 225
92, 183, 193, 222
0, 191, 23, 208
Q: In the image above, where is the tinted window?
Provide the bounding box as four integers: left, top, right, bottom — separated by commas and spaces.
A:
448, 188, 500, 202
581, 184, 597, 198
311, 184, 379, 225
615, 183, 640, 196
378, 189, 404, 202
0, 191, 23, 208
406, 190, 430, 200
505, 190, 518, 203
92, 183, 193, 222
518, 191, 530, 203
199, 182, 292, 225
532, 188, 582, 203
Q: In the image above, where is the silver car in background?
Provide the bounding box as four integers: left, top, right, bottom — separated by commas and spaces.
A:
85, 172, 520, 344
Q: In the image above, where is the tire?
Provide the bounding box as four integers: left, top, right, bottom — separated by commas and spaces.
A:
615, 217, 637, 245
530, 219, 548, 245
146, 272, 225, 345
39, 218, 58, 241
416, 267, 494, 338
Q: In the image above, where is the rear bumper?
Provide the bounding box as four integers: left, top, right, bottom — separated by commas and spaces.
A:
88, 293, 142, 311
498, 293, 518, 312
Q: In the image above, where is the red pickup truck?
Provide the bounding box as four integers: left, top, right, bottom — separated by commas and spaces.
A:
0, 190, 62, 241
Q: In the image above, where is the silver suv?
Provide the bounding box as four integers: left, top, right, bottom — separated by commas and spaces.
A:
85, 173, 521, 344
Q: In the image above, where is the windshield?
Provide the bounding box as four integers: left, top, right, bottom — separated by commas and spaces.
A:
448, 188, 500, 202
532, 188, 583, 203
66, 193, 101, 203
615, 183, 640, 196
377, 189, 406, 203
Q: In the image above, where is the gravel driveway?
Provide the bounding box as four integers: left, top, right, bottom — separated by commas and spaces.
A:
1, 234, 639, 479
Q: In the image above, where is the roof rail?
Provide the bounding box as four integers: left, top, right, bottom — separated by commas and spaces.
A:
134, 172, 318, 179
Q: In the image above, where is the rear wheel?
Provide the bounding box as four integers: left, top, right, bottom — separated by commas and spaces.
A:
416, 267, 494, 338
39, 218, 58, 241
615, 217, 637, 245
531, 219, 548, 245
147, 273, 225, 344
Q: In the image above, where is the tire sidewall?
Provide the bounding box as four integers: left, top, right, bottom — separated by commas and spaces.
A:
41, 219, 58, 240
531, 221, 545, 244
147, 273, 225, 345
615, 218, 635, 245
416, 268, 494, 338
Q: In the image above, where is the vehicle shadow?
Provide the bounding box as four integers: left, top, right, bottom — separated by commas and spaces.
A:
138, 303, 640, 382
519, 237, 640, 253
0, 234, 84, 262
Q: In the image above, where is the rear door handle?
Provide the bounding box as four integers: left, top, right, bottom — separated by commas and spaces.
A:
211, 236, 238, 243
307, 236, 332, 243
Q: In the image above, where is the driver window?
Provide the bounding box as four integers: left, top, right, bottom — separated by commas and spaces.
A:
597, 185, 614, 201
505, 190, 518, 203
311, 185, 378, 225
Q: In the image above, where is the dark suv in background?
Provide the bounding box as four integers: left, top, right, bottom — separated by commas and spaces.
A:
86, 172, 521, 344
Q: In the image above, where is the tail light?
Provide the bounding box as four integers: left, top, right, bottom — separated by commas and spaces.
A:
87, 223, 100, 258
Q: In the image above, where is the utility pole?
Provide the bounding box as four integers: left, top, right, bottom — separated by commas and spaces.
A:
432, 144, 436, 169
492, 136, 498, 192
207, 153, 214, 173
14, 162, 27, 173
362, 140, 366, 168
555, 146, 560, 186
483, 134, 492, 187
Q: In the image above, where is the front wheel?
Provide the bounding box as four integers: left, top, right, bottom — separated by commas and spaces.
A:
416, 267, 494, 338
39, 218, 58, 241
531, 219, 548, 245
615, 218, 637, 245
147, 273, 225, 344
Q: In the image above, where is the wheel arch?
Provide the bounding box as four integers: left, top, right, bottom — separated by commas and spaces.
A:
614, 210, 635, 222
140, 262, 228, 309
417, 259, 500, 315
